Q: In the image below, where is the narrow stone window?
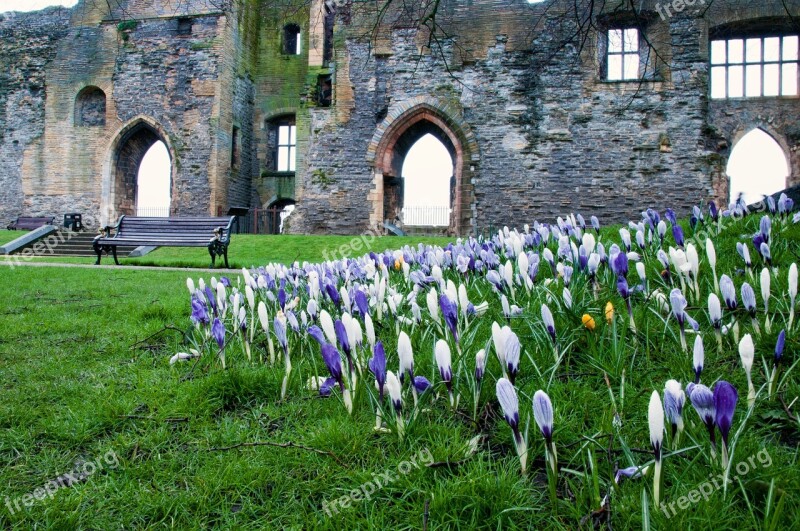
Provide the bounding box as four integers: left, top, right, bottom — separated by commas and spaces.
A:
268, 116, 296, 172
283, 24, 301, 55
231, 126, 240, 169
710, 35, 799, 99
606, 28, 640, 81
316, 74, 332, 107
323, 1, 335, 64
177, 17, 192, 36
74, 86, 106, 127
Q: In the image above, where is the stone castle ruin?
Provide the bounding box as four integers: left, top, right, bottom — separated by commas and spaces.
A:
1, 0, 798, 235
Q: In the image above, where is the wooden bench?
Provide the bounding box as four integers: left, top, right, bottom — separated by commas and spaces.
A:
93, 216, 235, 267
7, 216, 55, 230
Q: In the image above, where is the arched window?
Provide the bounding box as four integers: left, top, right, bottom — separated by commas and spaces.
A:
727, 129, 788, 204
283, 24, 301, 55
75, 86, 106, 127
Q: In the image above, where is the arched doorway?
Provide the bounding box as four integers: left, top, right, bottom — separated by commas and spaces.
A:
401, 134, 453, 227
368, 99, 479, 236
727, 128, 789, 204
266, 199, 295, 234
102, 118, 174, 223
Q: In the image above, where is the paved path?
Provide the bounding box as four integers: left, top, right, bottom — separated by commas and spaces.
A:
1, 260, 240, 274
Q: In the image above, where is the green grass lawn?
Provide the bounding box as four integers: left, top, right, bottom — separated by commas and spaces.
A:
0, 229, 28, 246
4, 234, 453, 269
1, 217, 799, 529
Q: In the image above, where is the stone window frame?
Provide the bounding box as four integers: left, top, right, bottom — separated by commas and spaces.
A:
74, 86, 107, 127
270, 116, 296, 173
596, 13, 662, 83
282, 23, 302, 55
176, 17, 192, 36
709, 34, 799, 100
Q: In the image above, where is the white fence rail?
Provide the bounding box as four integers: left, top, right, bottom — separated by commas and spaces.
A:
402, 206, 451, 227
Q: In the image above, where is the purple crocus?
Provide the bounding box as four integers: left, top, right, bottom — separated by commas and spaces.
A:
320, 343, 344, 390
413, 375, 432, 393
334, 319, 351, 356
369, 341, 387, 400
211, 317, 225, 349
708, 201, 719, 222
325, 283, 340, 309
713, 380, 738, 468
191, 296, 210, 325
439, 293, 459, 344
775, 330, 785, 363
307, 325, 327, 346
278, 287, 286, 310
319, 377, 336, 397
688, 383, 716, 448
665, 208, 677, 225
204, 286, 217, 316
672, 224, 685, 248
355, 289, 370, 318
614, 251, 628, 279
615, 466, 647, 484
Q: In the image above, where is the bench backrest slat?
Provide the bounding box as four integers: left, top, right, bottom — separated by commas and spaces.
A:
112, 216, 234, 243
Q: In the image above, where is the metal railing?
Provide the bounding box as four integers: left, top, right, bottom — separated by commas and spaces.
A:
402, 205, 451, 227
231, 206, 296, 234
136, 206, 171, 217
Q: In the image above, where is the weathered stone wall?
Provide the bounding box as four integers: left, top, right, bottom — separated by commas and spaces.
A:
289, 0, 800, 234
0, 8, 70, 224
1, 0, 798, 233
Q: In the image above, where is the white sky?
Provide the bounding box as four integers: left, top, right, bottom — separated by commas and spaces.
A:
727, 128, 788, 204
0, 0, 77, 12
402, 134, 452, 207
136, 141, 171, 213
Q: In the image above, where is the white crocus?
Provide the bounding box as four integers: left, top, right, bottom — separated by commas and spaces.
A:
739, 334, 756, 408
365, 314, 376, 350
790, 263, 798, 331
427, 287, 441, 325
649, 390, 665, 507
385, 371, 404, 439
706, 238, 719, 294
760, 268, 771, 333
258, 301, 275, 364
186, 277, 195, 295
319, 309, 337, 345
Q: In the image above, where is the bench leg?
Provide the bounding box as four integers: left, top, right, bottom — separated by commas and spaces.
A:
112, 246, 119, 265
93, 241, 102, 265
208, 245, 216, 268
223, 247, 229, 269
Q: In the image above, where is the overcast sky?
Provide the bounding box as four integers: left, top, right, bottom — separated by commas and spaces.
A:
0, 0, 77, 12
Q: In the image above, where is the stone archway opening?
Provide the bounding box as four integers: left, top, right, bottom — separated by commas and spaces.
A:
727, 128, 789, 205
110, 121, 173, 218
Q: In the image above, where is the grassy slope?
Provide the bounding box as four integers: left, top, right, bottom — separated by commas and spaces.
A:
1, 219, 799, 529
